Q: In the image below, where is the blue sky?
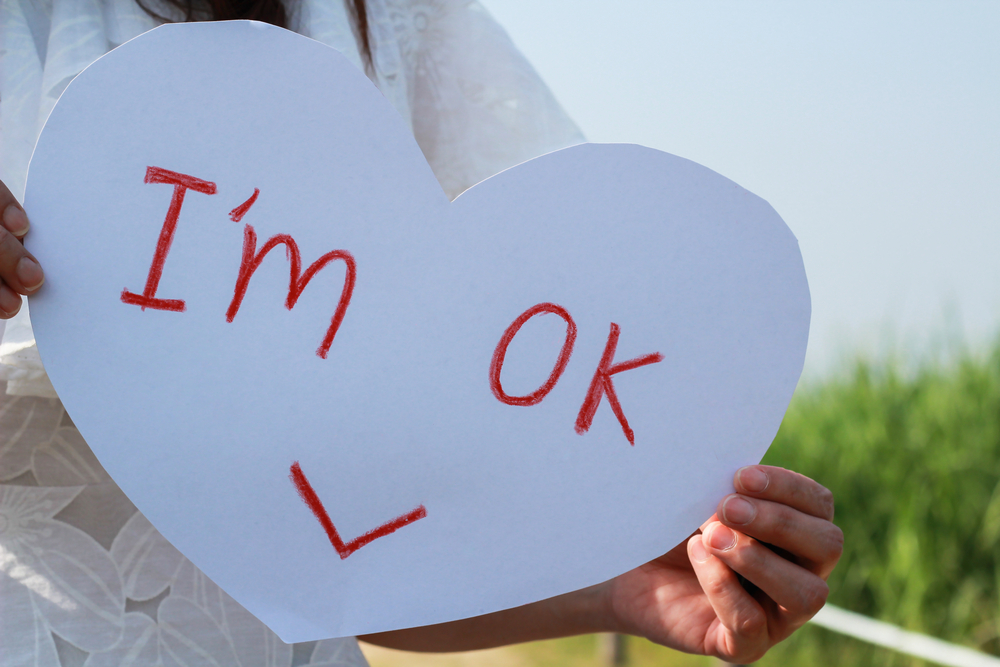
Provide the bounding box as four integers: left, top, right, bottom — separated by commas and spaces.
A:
481, 1, 1000, 373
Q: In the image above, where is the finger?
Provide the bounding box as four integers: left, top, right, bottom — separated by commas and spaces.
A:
717, 494, 843, 576
0, 180, 30, 238
0, 224, 44, 295
734, 465, 835, 520
0, 282, 22, 318
687, 534, 768, 661
2, 204, 30, 239
703, 521, 830, 622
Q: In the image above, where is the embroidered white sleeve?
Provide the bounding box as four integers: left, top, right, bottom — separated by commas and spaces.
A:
367, 0, 585, 198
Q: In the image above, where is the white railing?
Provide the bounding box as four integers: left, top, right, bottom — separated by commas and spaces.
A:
811, 605, 1000, 667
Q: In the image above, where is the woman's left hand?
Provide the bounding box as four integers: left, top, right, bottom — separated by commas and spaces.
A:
0, 178, 44, 319
602, 465, 843, 663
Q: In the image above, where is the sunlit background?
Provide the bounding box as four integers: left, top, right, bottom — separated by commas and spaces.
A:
482, 0, 1000, 374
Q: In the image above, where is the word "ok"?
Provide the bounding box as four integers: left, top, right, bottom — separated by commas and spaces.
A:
490, 303, 663, 446
120, 167, 355, 359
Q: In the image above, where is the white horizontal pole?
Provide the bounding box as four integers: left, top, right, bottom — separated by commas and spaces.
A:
811, 604, 1000, 667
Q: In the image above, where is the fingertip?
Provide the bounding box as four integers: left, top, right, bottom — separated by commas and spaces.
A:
0, 282, 22, 317
2, 204, 29, 238
15, 256, 44, 293
720, 495, 757, 526
705, 521, 738, 552
735, 465, 769, 494
689, 534, 711, 563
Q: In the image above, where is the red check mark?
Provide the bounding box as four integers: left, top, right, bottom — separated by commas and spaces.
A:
289, 461, 427, 559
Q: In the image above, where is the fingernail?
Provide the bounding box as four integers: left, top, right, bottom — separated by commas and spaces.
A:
722, 495, 756, 525
738, 466, 769, 493
690, 535, 710, 563
0, 284, 21, 316
706, 523, 737, 551
3, 205, 29, 237
15, 257, 44, 291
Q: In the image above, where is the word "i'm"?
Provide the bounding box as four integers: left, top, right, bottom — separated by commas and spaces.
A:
120, 166, 355, 359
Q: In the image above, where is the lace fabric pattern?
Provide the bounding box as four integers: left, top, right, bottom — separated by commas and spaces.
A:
0, 0, 583, 664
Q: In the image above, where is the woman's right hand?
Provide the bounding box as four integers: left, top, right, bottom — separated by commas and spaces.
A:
0, 179, 44, 319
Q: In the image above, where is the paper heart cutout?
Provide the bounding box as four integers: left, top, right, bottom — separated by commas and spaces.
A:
26, 22, 809, 642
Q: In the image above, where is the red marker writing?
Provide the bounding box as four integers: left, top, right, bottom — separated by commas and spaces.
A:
575, 323, 663, 446
289, 461, 426, 559
121, 167, 216, 312
226, 224, 356, 359
490, 302, 577, 407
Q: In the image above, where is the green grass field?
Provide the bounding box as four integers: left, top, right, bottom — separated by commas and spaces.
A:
757, 339, 1000, 665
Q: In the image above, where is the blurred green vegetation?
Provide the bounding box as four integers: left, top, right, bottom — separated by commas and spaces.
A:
756, 338, 1000, 665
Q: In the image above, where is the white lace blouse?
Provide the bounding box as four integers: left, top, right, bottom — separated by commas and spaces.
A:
0, 1, 583, 664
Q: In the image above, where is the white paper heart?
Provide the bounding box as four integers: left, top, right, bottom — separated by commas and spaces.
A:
25, 22, 809, 642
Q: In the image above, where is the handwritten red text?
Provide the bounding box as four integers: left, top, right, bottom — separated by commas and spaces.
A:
289, 461, 427, 559
121, 167, 217, 312
226, 225, 356, 359
491, 305, 663, 446
490, 302, 577, 406
122, 168, 355, 359
574, 323, 664, 446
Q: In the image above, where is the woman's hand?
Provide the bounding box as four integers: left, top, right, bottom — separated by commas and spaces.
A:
0, 179, 45, 319
362, 465, 842, 661
603, 465, 843, 663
